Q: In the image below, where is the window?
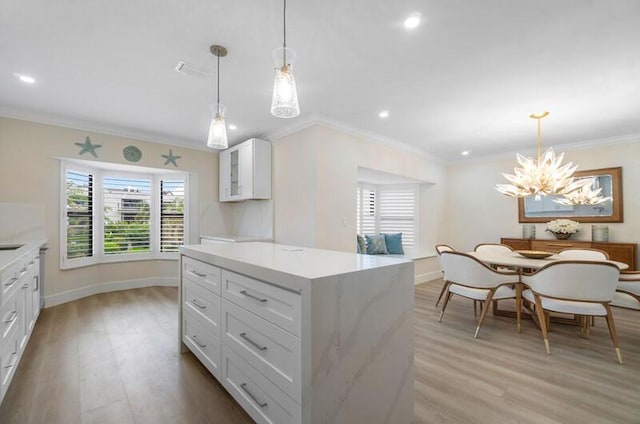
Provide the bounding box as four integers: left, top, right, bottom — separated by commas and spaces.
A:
356, 184, 418, 252
61, 161, 188, 269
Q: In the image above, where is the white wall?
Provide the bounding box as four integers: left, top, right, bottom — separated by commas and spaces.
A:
445, 139, 640, 265
272, 124, 447, 283
0, 117, 233, 305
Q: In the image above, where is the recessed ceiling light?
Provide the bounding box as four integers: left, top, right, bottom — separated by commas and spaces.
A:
404, 13, 421, 29
461, 150, 471, 156
228, 124, 237, 130
379, 110, 389, 118
13, 73, 36, 84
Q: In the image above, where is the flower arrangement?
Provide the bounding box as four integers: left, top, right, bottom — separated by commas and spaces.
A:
546, 219, 580, 239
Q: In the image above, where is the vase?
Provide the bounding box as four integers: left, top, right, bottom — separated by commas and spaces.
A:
552, 232, 573, 240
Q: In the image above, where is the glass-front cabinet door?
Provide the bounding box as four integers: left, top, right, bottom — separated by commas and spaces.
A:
230, 149, 239, 197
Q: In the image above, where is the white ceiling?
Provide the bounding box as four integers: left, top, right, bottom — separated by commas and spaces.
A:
2, 0, 639, 161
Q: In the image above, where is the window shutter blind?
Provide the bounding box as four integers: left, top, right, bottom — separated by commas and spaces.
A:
160, 179, 185, 252
66, 170, 93, 259
359, 187, 377, 235
103, 176, 151, 254
379, 187, 416, 248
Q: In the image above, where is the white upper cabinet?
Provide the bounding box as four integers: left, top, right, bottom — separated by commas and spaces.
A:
219, 138, 271, 202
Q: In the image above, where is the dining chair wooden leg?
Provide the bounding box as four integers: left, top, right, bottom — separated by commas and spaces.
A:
515, 283, 522, 334
474, 291, 495, 339
603, 304, 623, 364
534, 294, 551, 355
439, 290, 453, 322
435, 281, 450, 307
473, 300, 478, 317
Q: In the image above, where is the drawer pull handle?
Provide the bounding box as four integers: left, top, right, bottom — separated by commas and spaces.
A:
191, 270, 207, 277
240, 332, 268, 351
4, 277, 17, 287
191, 335, 207, 348
191, 298, 206, 309
22, 283, 29, 289
240, 290, 267, 303
34, 276, 39, 291
240, 383, 268, 408
4, 311, 17, 323
20, 267, 27, 273
28, 261, 34, 265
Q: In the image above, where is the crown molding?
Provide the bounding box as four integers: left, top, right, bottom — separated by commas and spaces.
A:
263, 114, 445, 165
448, 132, 640, 166
0, 105, 213, 152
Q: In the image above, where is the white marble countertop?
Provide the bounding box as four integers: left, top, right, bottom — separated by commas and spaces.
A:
200, 234, 273, 243
0, 239, 47, 274
180, 242, 411, 292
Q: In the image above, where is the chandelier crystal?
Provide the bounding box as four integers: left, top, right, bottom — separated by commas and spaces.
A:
206, 45, 228, 149
495, 112, 591, 197
271, 0, 300, 118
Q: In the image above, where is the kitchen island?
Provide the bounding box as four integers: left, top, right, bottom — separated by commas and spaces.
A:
179, 242, 414, 424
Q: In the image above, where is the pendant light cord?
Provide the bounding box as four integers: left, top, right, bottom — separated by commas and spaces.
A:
216, 53, 220, 116
536, 118, 541, 160
283, 0, 287, 66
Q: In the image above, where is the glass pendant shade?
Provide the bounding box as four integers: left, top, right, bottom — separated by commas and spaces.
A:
206, 103, 228, 150
271, 48, 300, 118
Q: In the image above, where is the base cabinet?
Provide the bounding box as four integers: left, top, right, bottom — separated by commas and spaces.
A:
501, 238, 637, 270
0, 246, 41, 404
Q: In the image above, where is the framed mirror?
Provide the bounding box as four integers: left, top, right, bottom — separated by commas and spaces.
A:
518, 167, 623, 223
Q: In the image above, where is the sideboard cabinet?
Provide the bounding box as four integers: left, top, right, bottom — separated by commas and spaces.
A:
501, 238, 637, 271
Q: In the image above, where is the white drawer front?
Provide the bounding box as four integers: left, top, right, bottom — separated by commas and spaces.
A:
183, 308, 222, 379
1, 322, 19, 393
0, 290, 20, 341
221, 270, 301, 336
222, 346, 301, 424
182, 256, 221, 294
1, 262, 19, 306
222, 300, 301, 402
183, 278, 220, 328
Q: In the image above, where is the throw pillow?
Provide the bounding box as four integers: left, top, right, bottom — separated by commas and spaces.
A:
365, 234, 389, 255
357, 235, 366, 254
383, 232, 404, 254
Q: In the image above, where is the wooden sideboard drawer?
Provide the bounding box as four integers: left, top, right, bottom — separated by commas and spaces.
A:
500, 238, 531, 251
221, 270, 301, 337
222, 345, 301, 424
182, 256, 221, 294
222, 299, 301, 403
593, 242, 637, 270
183, 307, 221, 379
183, 278, 221, 328
531, 240, 592, 252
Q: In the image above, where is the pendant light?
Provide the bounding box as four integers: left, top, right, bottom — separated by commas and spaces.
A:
495, 112, 592, 197
271, 0, 300, 118
207, 45, 228, 149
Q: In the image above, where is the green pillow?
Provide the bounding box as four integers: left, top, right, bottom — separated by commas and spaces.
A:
383, 233, 404, 254
356, 235, 366, 254
365, 234, 389, 255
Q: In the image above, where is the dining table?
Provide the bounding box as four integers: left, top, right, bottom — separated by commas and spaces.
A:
467, 249, 629, 327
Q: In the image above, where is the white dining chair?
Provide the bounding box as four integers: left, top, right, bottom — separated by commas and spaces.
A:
434, 244, 455, 307
557, 248, 609, 260
474, 243, 514, 255
611, 271, 640, 310
521, 261, 622, 363
439, 251, 521, 338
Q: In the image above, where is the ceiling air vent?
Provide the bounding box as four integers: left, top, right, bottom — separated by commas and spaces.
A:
175, 61, 210, 78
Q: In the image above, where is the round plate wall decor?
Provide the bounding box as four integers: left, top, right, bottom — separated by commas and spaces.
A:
123, 145, 142, 162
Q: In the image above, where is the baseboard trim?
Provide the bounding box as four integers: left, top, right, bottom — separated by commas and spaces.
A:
415, 271, 442, 285
44, 277, 178, 308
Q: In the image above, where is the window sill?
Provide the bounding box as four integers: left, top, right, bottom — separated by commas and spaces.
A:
61, 253, 179, 270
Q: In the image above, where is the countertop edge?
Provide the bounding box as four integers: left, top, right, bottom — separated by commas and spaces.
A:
0, 239, 48, 274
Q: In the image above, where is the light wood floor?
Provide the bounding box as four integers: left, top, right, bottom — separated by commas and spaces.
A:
1, 281, 639, 424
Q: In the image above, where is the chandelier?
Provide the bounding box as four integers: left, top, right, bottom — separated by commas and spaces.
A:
495, 112, 592, 197
553, 177, 612, 206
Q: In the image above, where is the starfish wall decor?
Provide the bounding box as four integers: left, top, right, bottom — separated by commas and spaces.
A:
75, 136, 102, 158
162, 149, 181, 167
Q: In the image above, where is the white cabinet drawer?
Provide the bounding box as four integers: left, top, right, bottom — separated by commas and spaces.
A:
0, 289, 20, 341
182, 256, 221, 294
1, 322, 19, 395
183, 278, 220, 328
222, 300, 301, 402
222, 346, 300, 424
182, 308, 221, 379
221, 270, 301, 336
1, 262, 19, 306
